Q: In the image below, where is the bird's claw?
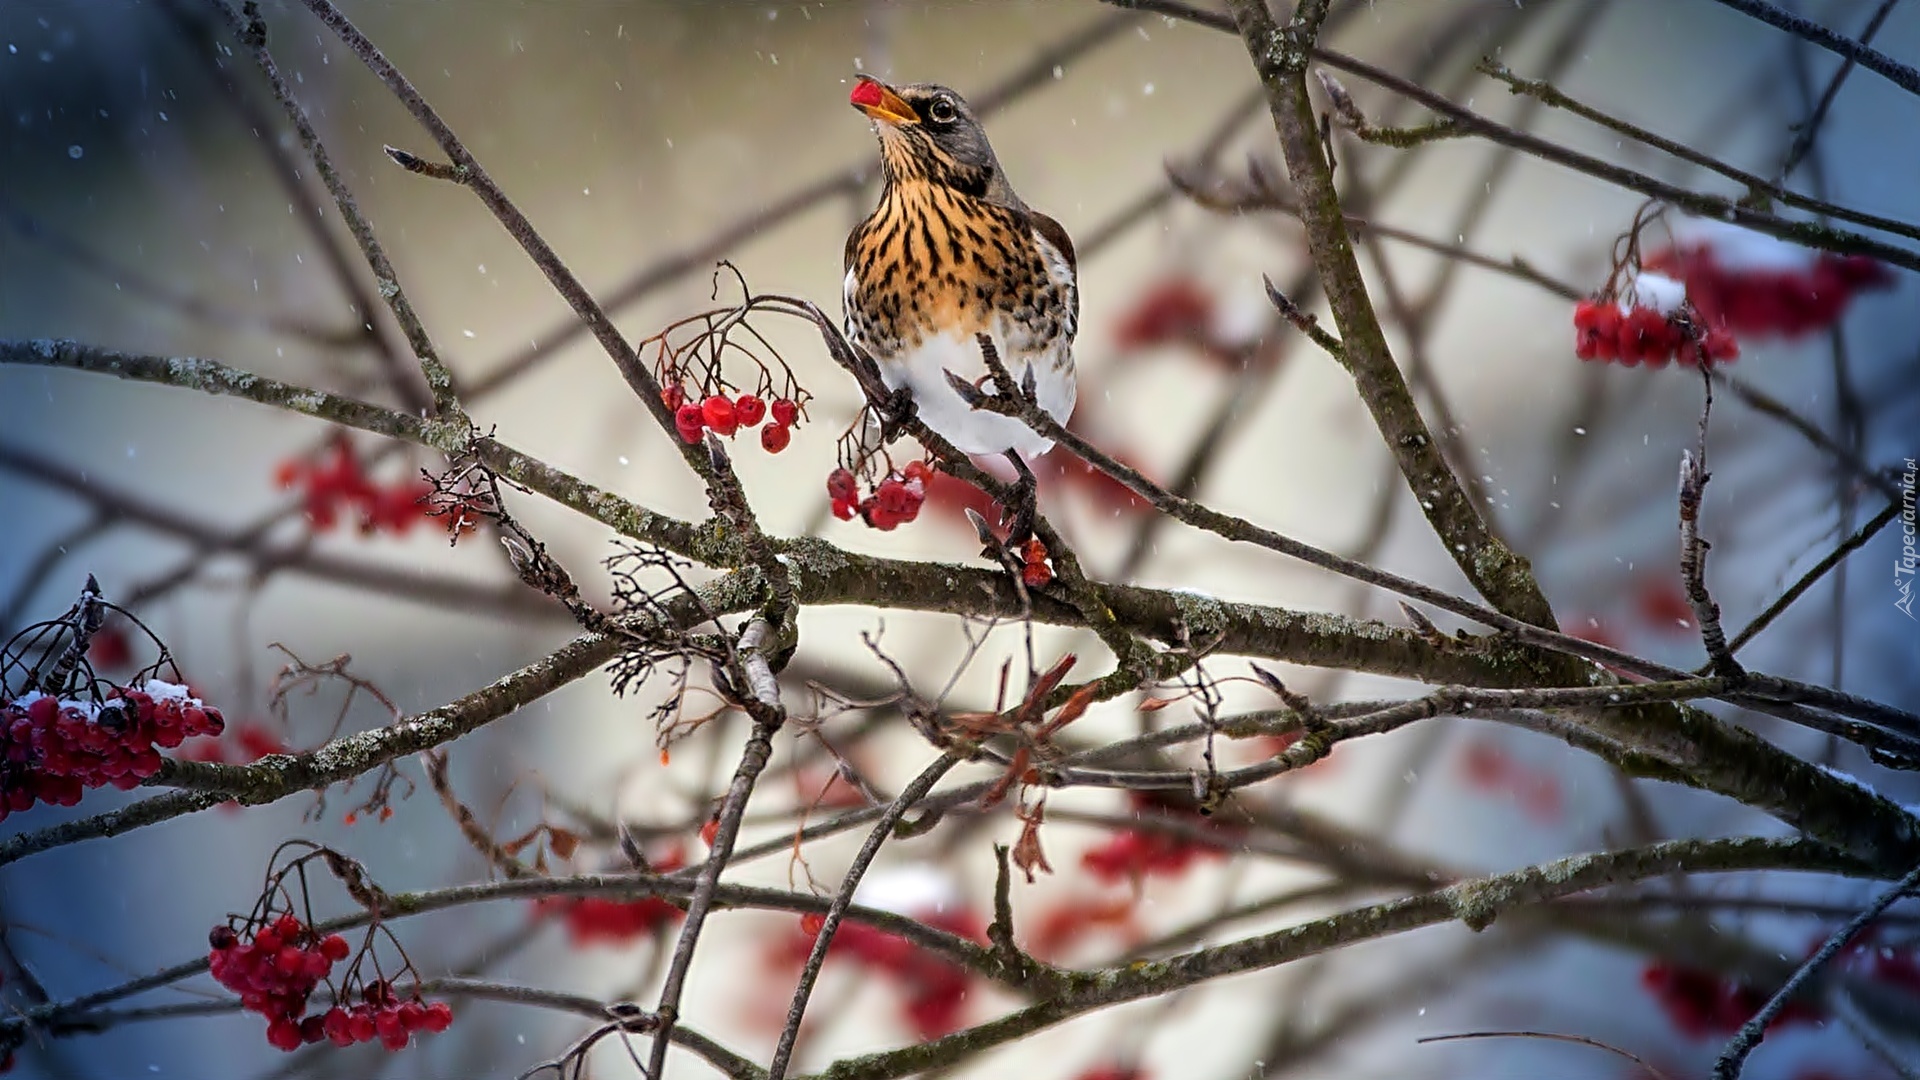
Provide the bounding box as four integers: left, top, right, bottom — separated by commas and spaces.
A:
1001, 469, 1037, 548
877, 385, 916, 441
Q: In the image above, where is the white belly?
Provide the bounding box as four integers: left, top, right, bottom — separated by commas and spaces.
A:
880, 326, 1075, 460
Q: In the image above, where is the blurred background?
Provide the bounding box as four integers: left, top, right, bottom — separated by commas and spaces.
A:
2, 1, 1918, 1078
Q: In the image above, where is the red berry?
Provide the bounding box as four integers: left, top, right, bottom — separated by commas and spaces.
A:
266, 1017, 304, 1052
826, 468, 858, 504
254, 929, 282, 954
1702, 325, 1739, 361
1020, 541, 1052, 588
734, 394, 766, 426
674, 403, 706, 444
210, 925, 239, 951
320, 934, 351, 962
760, 423, 791, 454
701, 395, 738, 436
302, 949, 331, 980
323, 1006, 354, 1046
800, 912, 826, 936
661, 385, 686, 412
398, 1001, 427, 1031
421, 1001, 453, 1033
770, 398, 800, 427
274, 913, 304, 940
274, 945, 306, 976
903, 460, 933, 484
873, 479, 915, 516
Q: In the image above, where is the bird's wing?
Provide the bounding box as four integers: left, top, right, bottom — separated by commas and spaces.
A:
1029, 211, 1076, 275
1030, 210, 1079, 331
844, 225, 860, 278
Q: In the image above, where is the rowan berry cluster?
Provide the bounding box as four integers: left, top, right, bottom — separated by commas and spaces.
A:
826, 462, 929, 530
274, 435, 438, 535
532, 842, 686, 947
1112, 274, 1251, 370
536, 895, 685, 946
782, 907, 982, 1038
0, 681, 224, 821
1113, 277, 1217, 353
209, 915, 451, 1052
1640, 960, 1820, 1038
1643, 930, 1920, 1039
209, 915, 345, 1043
1081, 791, 1235, 886
1571, 272, 1738, 368
668, 387, 803, 454
1644, 218, 1894, 340
1454, 738, 1563, 824
314, 979, 453, 1051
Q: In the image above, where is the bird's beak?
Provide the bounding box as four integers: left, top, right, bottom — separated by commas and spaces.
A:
849, 76, 918, 126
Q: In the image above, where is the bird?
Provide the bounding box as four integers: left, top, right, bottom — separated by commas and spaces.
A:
842, 75, 1077, 542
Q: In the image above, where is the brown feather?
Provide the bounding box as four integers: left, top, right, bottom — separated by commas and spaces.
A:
1029, 211, 1076, 275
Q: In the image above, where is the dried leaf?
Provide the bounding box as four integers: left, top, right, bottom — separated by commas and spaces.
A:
1012, 800, 1052, 883
1039, 681, 1100, 738
981, 746, 1030, 810
547, 826, 581, 861
1017, 653, 1078, 725
500, 824, 543, 858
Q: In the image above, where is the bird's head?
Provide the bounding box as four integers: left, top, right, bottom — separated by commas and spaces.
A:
849, 76, 1018, 205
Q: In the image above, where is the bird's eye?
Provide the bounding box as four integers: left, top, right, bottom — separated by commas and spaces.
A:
927, 98, 957, 124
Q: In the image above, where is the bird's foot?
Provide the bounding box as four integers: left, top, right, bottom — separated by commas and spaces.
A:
1000, 450, 1039, 548
877, 385, 916, 441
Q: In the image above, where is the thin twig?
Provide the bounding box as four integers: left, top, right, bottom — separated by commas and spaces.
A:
1722, 497, 1903, 657
647, 618, 788, 1080
1713, 859, 1920, 1079
766, 753, 964, 1080
1678, 369, 1743, 678
1777, 0, 1905, 178
1707, 0, 1920, 100
214, 0, 464, 420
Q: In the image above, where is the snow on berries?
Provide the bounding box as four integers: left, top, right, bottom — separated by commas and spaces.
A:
2, 582, 225, 822
1645, 215, 1895, 340
0, 682, 226, 818
827, 460, 930, 531
1571, 270, 1737, 369
1573, 213, 1894, 369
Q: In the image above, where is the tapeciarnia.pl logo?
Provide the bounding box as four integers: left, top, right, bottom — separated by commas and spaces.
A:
1898, 457, 1917, 620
